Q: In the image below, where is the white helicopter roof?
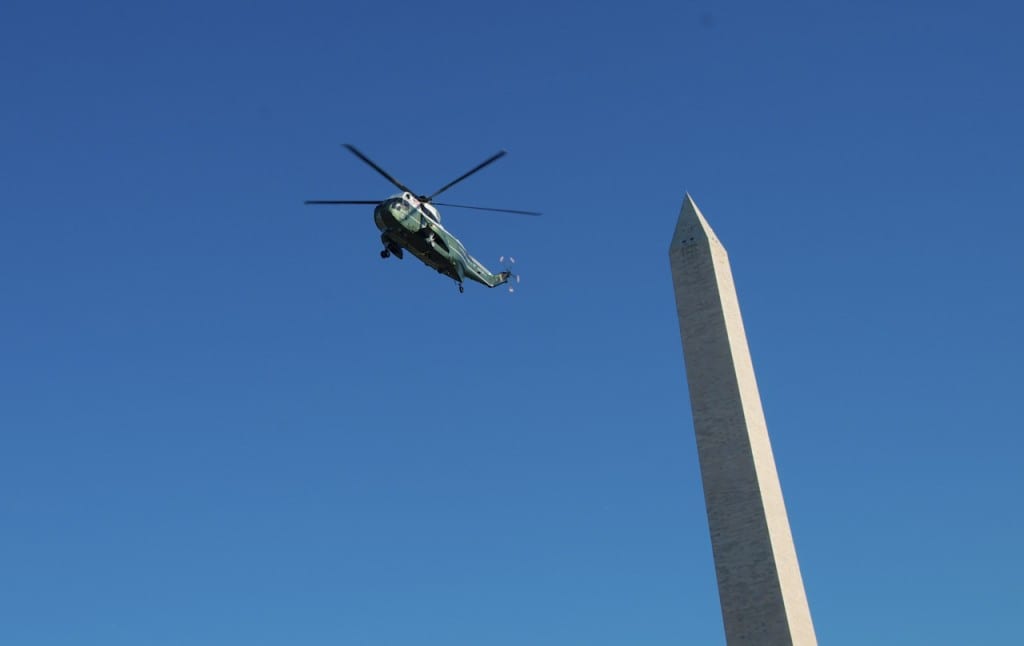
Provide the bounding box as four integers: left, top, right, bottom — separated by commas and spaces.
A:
396, 192, 442, 223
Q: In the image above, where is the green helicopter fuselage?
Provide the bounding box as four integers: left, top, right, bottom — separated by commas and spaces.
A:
374, 193, 510, 290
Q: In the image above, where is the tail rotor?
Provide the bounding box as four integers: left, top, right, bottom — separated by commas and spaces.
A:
498, 255, 521, 293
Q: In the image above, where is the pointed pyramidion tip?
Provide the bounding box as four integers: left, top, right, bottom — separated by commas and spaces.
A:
670, 193, 720, 251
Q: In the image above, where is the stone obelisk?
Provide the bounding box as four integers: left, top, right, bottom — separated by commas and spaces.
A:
669, 194, 816, 645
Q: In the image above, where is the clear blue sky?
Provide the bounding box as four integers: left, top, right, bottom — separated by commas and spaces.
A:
2, 1, 1022, 644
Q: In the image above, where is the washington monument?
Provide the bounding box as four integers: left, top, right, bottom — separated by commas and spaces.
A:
669, 195, 817, 645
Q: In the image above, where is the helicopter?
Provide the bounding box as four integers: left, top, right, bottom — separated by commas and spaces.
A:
306, 144, 540, 293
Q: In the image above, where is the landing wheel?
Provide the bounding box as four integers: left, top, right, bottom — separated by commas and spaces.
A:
380, 249, 390, 259
458, 283, 465, 293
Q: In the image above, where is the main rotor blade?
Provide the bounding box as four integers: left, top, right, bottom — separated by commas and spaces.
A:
343, 144, 416, 195
432, 201, 541, 216
304, 200, 381, 205
428, 150, 507, 200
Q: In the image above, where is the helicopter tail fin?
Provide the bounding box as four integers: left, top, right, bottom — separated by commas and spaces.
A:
487, 270, 520, 293
487, 256, 521, 292
482, 270, 511, 288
